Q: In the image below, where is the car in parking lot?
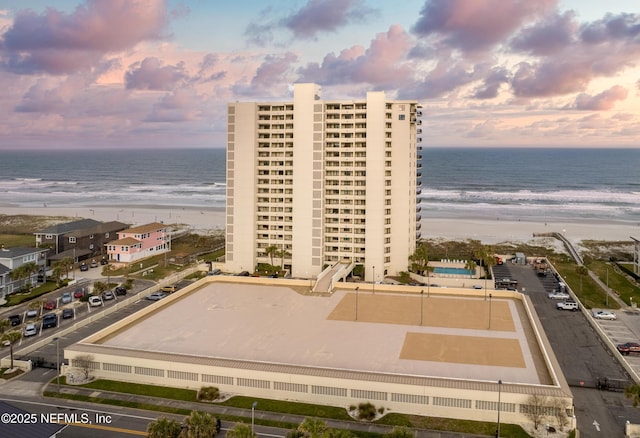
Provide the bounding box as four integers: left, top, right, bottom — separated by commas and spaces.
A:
61, 291, 72, 304
617, 342, 640, 355
548, 291, 571, 300
74, 288, 85, 299
44, 300, 57, 310
8, 315, 22, 326
146, 292, 168, 301
592, 310, 617, 320
114, 286, 127, 296
80, 263, 88, 271
23, 323, 37, 337
88, 296, 103, 307
208, 269, 222, 276
41, 313, 58, 329
26, 309, 38, 319
102, 290, 115, 301
556, 300, 579, 311
62, 308, 74, 319
100, 258, 108, 265
90, 260, 98, 268
160, 285, 178, 293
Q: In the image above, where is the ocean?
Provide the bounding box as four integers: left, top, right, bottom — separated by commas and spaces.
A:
0, 148, 638, 224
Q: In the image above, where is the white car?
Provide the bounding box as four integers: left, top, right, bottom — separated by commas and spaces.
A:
592, 310, 617, 320
23, 323, 37, 337
548, 291, 570, 300
88, 296, 103, 307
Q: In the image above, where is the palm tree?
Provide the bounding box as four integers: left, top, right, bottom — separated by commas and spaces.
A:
1, 331, 23, 370
409, 243, 429, 276
297, 418, 328, 438
464, 259, 477, 276
576, 265, 588, 293
226, 422, 254, 438
265, 245, 279, 267
277, 249, 291, 270
146, 416, 182, 438
0, 319, 10, 336
10, 262, 39, 291
179, 411, 218, 437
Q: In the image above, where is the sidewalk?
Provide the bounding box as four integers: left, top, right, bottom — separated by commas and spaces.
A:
45, 383, 489, 438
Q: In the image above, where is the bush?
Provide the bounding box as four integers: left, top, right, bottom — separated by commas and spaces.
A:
357, 402, 377, 421
197, 386, 220, 401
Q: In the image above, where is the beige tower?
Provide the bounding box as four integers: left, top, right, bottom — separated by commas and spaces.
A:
225, 83, 421, 281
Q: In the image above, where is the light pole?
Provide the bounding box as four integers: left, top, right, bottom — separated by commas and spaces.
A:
420, 289, 424, 325
53, 337, 60, 391
251, 401, 258, 435
355, 286, 359, 321
372, 266, 375, 294
489, 293, 493, 330
497, 379, 502, 438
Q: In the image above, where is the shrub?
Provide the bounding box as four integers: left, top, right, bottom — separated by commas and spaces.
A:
357, 402, 377, 421
197, 386, 220, 401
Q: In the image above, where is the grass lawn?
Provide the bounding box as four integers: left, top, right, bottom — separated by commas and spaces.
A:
378, 413, 530, 437
72, 379, 197, 401
588, 260, 640, 307
2, 281, 60, 307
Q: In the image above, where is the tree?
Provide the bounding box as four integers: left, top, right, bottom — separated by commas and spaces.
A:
464, 259, 477, 275
179, 411, 218, 438
409, 243, 429, 276
277, 249, 291, 270
226, 422, 253, 438
147, 416, 182, 438
1, 331, 23, 370
265, 245, 278, 267
625, 384, 640, 407
552, 398, 570, 431
74, 354, 96, 381
92, 281, 108, 295
523, 394, 550, 430
10, 262, 39, 291
0, 319, 10, 336
576, 265, 588, 293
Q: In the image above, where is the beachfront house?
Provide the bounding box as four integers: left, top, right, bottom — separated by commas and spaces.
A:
105, 222, 170, 264
0, 246, 49, 302
633, 236, 639, 276
35, 218, 129, 265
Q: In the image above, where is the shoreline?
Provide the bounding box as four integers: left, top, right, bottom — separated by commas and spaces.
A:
1, 205, 638, 245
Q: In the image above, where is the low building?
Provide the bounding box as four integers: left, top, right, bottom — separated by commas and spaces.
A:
0, 246, 49, 301
35, 218, 101, 255
105, 222, 170, 264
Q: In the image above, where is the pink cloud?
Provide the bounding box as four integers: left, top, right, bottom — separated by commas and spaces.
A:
0, 0, 168, 75
233, 52, 298, 97
125, 57, 188, 91
572, 85, 628, 110
510, 11, 576, 56
283, 0, 377, 39
412, 0, 556, 52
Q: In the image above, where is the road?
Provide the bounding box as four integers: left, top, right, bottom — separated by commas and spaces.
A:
500, 262, 640, 437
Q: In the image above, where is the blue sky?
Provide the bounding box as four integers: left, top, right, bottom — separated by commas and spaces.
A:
0, 0, 639, 149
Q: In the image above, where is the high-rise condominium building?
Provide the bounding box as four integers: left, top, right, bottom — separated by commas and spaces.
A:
225, 83, 422, 281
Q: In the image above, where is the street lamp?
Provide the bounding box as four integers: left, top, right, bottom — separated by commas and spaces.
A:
420, 289, 424, 325
251, 401, 258, 435
497, 379, 502, 438
53, 337, 60, 390
355, 287, 359, 321
489, 293, 493, 330
372, 266, 375, 294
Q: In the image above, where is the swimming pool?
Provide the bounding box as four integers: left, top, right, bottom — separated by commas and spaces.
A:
433, 267, 475, 275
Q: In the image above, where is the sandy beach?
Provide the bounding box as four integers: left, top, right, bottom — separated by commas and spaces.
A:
2, 204, 638, 246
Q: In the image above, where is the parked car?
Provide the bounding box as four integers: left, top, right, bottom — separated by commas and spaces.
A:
80, 263, 88, 271
617, 342, 640, 355
44, 300, 57, 310
26, 309, 38, 319
8, 315, 22, 326
208, 269, 222, 276
42, 313, 58, 329
146, 292, 168, 301
160, 285, 178, 293
61, 291, 72, 304
592, 310, 617, 320
88, 296, 103, 307
236, 271, 250, 276
100, 258, 109, 265
90, 260, 98, 268
556, 300, 579, 311
472, 285, 482, 289
74, 288, 85, 299
62, 308, 74, 319
114, 286, 127, 296
102, 290, 115, 301
548, 291, 570, 300
23, 323, 37, 337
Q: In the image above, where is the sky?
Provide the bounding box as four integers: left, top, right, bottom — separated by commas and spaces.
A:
0, 0, 639, 149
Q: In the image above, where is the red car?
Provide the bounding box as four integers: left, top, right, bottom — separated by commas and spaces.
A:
73, 288, 85, 299
617, 342, 640, 355
44, 300, 57, 310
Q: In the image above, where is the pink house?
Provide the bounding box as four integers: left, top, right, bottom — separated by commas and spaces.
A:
105, 222, 170, 264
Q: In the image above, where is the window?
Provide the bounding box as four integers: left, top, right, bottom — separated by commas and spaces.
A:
45, 234, 53, 239
399, 114, 405, 120
89, 244, 94, 250
69, 237, 76, 243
